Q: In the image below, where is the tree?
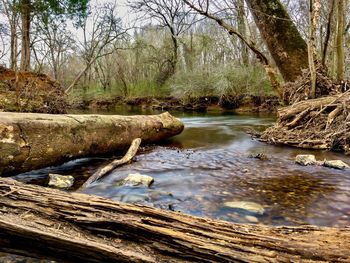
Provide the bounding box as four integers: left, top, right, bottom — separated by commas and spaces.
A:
18, 0, 89, 71
335, 0, 345, 80
129, 0, 195, 83
308, 0, 321, 98
245, 0, 309, 82
182, 0, 283, 97
34, 18, 75, 81
1, 0, 20, 70
65, 2, 129, 93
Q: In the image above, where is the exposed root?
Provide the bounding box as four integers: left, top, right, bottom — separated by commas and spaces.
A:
258, 91, 350, 154
256, 65, 350, 154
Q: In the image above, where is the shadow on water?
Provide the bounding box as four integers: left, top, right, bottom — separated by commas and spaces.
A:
13, 107, 350, 227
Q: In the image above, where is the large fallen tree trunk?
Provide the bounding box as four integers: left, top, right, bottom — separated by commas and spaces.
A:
0, 112, 184, 176
0, 178, 349, 262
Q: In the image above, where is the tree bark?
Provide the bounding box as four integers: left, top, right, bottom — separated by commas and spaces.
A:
308, 0, 321, 98
0, 178, 349, 262
237, 0, 249, 66
335, 0, 345, 80
245, 0, 309, 82
0, 112, 184, 176
321, 0, 335, 67
20, 0, 31, 71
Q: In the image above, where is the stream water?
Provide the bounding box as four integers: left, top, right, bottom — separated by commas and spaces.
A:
14, 107, 350, 227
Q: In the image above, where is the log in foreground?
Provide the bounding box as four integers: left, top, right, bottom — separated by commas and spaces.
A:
0, 112, 184, 176
0, 178, 349, 263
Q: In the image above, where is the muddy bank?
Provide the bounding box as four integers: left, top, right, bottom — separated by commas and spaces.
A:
70, 94, 280, 113
0, 66, 67, 114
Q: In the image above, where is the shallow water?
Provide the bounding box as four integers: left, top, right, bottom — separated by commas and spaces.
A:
15, 108, 350, 227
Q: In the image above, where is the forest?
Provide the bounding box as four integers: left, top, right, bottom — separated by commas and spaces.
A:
0, 0, 350, 262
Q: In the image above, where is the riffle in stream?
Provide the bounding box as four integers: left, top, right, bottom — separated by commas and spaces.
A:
13, 110, 350, 227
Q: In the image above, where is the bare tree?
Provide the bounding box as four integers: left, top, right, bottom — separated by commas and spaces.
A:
335, 0, 345, 80
66, 2, 129, 93
129, 0, 196, 83
308, 0, 321, 98
34, 18, 75, 81
1, 0, 20, 69
182, 0, 283, 97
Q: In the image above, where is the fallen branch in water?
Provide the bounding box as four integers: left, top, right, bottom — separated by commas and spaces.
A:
80, 138, 142, 189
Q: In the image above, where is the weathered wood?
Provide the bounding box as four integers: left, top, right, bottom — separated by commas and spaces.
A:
0, 112, 184, 176
80, 138, 142, 189
278, 95, 337, 121
0, 178, 349, 262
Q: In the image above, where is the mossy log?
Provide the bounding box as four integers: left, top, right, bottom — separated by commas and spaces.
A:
0, 178, 349, 262
0, 112, 184, 176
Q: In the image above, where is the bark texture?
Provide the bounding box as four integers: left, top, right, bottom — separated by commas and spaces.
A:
20, 0, 31, 71
0, 178, 349, 262
0, 112, 184, 176
245, 0, 309, 82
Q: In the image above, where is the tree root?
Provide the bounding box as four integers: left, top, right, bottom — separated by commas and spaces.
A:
257, 91, 350, 154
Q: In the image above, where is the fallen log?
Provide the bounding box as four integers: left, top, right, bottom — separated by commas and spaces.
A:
0, 112, 184, 176
0, 178, 349, 262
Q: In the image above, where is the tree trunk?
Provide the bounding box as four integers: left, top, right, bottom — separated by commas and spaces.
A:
237, 0, 249, 66
321, 0, 335, 67
0, 112, 184, 176
245, 0, 309, 82
170, 33, 179, 74
335, 0, 345, 80
20, 0, 31, 71
308, 0, 321, 98
0, 178, 349, 262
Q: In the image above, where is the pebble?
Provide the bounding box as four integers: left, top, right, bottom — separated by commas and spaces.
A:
48, 174, 74, 189
224, 201, 265, 215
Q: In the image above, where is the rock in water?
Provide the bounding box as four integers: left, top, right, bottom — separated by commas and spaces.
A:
248, 153, 269, 160
48, 174, 74, 189
224, 201, 265, 215
295, 154, 317, 166
245, 215, 259, 223
324, 160, 350, 170
123, 173, 154, 187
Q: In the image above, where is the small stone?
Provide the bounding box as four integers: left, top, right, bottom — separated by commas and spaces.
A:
123, 173, 154, 187
224, 201, 265, 215
324, 160, 350, 170
295, 154, 317, 166
248, 153, 269, 160
245, 215, 259, 223
48, 174, 74, 189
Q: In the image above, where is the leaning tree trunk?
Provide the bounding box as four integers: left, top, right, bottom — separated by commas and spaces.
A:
0, 112, 184, 176
0, 178, 349, 262
245, 0, 309, 82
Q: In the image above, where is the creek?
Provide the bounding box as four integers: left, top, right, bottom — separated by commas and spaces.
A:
13, 107, 350, 227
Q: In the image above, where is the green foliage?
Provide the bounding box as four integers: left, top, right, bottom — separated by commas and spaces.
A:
169, 66, 276, 99
19, 0, 89, 25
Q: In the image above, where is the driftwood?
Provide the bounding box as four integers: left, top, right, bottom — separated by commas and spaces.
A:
0, 178, 349, 262
80, 138, 142, 189
0, 112, 183, 176
259, 91, 350, 153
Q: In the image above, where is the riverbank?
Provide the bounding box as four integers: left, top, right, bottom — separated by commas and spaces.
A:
69, 94, 280, 113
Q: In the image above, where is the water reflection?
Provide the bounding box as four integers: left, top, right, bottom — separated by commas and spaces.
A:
14, 109, 350, 227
